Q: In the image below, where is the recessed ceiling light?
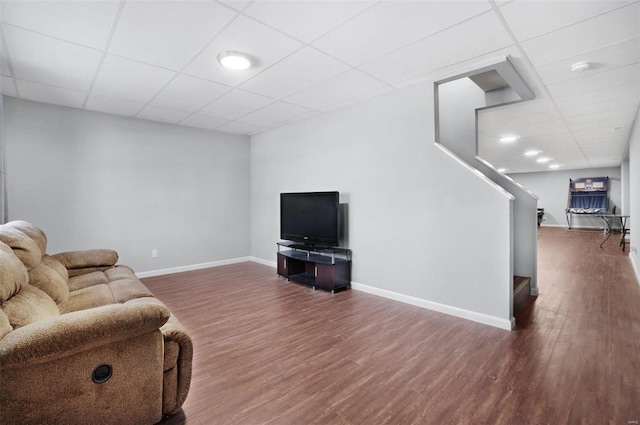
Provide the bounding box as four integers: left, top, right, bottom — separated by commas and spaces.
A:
537, 157, 551, 163
499, 135, 519, 143
524, 150, 540, 157
570, 61, 591, 72
217, 51, 253, 71
549, 164, 560, 169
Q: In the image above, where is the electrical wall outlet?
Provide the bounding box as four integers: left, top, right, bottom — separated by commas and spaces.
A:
151, 249, 158, 258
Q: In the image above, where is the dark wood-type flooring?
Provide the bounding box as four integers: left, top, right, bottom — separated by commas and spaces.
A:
145, 227, 640, 425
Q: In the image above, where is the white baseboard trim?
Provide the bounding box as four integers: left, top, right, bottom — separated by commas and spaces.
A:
251, 257, 277, 268
136, 256, 252, 278
631, 254, 640, 287
540, 223, 605, 229
350, 281, 514, 331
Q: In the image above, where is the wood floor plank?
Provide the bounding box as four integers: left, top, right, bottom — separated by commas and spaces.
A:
147, 228, 640, 425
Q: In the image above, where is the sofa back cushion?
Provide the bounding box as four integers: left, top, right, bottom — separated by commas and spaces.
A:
0, 241, 59, 336
0, 225, 43, 271
0, 242, 28, 338
1, 284, 60, 329
0, 222, 70, 311
28, 256, 70, 311
9, 220, 48, 257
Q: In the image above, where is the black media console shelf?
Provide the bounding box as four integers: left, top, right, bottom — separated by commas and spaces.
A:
276, 241, 352, 293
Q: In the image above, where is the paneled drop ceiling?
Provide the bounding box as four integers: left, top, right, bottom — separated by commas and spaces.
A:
1, 0, 639, 173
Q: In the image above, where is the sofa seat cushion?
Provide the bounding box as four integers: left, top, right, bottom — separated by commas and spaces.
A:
109, 279, 154, 303
105, 265, 137, 281
65, 284, 115, 313
68, 271, 109, 291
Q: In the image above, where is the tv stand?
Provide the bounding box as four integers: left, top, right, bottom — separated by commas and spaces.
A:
276, 241, 351, 293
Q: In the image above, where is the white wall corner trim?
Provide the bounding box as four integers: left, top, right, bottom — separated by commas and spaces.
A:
350, 281, 515, 331
136, 257, 252, 278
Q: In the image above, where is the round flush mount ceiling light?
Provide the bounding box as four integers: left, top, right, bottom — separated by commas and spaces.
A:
570, 61, 591, 72
524, 149, 540, 157
217, 51, 253, 71
537, 157, 551, 163
499, 135, 519, 143
549, 164, 560, 169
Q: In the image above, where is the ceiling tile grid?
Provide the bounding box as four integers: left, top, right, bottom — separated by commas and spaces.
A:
0, 0, 638, 173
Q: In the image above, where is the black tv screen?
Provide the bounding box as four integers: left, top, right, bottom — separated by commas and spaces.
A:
280, 191, 339, 247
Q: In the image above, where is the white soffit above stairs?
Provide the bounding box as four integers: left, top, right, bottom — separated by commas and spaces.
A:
0, 0, 639, 173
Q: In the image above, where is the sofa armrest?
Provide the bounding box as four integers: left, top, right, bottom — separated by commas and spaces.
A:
161, 319, 194, 415
52, 249, 119, 268
0, 302, 170, 368
51, 249, 119, 274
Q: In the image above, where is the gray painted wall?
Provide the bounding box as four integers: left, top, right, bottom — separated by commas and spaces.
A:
0, 96, 5, 224
252, 81, 514, 329
3, 97, 251, 273
510, 166, 622, 229
628, 107, 639, 283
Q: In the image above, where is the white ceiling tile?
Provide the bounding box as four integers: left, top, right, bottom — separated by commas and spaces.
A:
216, 121, 264, 135
3, 25, 103, 92
320, 86, 394, 113
499, 0, 633, 41
519, 2, 640, 66
546, 63, 640, 99
183, 14, 303, 86
179, 114, 229, 130
284, 69, 387, 110
92, 55, 176, 103
137, 105, 191, 124
269, 110, 320, 130
238, 101, 310, 127
361, 12, 513, 85
218, 0, 252, 11
1, 76, 17, 97
564, 108, 637, 127
395, 45, 522, 88
16, 79, 86, 109
240, 46, 350, 98
535, 37, 640, 86
558, 95, 639, 118
244, 1, 373, 43
312, 1, 491, 66
109, 1, 236, 70
85, 94, 144, 117
0, 1, 120, 50
151, 74, 230, 112
553, 81, 640, 110
199, 89, 274, 120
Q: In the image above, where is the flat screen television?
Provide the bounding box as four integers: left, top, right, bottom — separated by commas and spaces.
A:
280, 191, 339, 247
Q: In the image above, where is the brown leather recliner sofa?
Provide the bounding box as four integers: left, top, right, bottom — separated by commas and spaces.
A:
0, 220, 192, 425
